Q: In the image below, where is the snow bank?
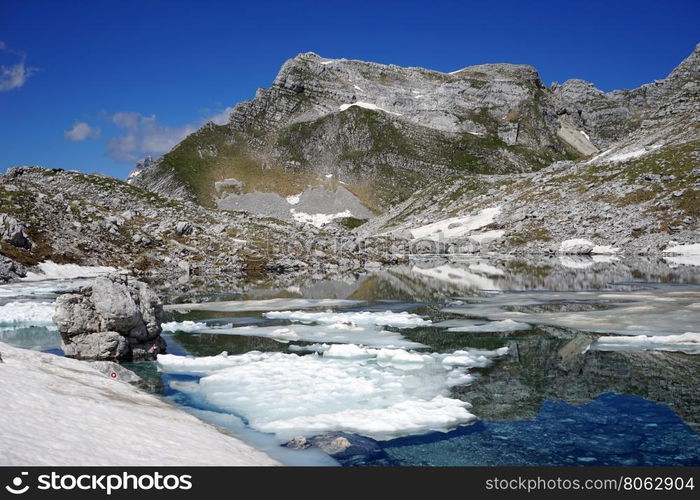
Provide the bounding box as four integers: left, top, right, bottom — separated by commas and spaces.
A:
290, 208, 353, 227
469, 230, 505, 244
558, 239, 594, 254
0, 343, 277, 465
23, 261, 117, 281
410, 206, 501, 241
338, 101, 402, 116
158, 345, 508, 440
592, 245, 619, 255
663, 243, 700, 255
662, 244, 700, 267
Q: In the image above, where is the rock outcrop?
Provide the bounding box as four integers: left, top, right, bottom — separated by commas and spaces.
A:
0, 255, 26, 282
0, 214, 32, 249
53, 274, 166, 361
131, 52, 577, 212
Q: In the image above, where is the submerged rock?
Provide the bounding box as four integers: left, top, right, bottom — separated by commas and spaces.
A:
285, 432, 394, 466
53, 273, 166, 361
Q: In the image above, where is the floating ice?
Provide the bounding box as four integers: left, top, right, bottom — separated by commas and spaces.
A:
23, 261, 117, 281
264, 309, 431, 328
444, 285, 700, 336
438, 319, 531, 333
591, 332, 700, 355
158, 345, 508, 440
0, 301, 56, 327
161, 320, 425, 348
164, 298, 362, 313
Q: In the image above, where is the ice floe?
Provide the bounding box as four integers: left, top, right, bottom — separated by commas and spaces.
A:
436, 319, 531, 333
591, 332, 700, 355
264, 309, 431, 328
164, 298, 362, 313
444, 285, 700, 336
157, 345, 508, 440
161, 320, 425, 348
0, 301, 55, 327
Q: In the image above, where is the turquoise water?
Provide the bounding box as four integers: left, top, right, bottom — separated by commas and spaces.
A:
2, 257, 700, 466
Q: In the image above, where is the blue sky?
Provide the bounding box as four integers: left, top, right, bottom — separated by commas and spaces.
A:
1, 0, 698, 179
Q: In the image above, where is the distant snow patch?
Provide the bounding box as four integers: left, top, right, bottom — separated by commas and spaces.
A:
593, 144, 662, 164
339, 101, 403, 116
23, 261, 117, 281
663, 243, 700, 267
290, 209, 353, 227
285, 193, 301, 205
353, 85, 364, 92
663, 243, 700, 255
579, 130, 590, 140
410, 206, 501, 241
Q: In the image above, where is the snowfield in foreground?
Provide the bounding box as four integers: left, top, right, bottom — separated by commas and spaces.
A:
0, 342, 277, 466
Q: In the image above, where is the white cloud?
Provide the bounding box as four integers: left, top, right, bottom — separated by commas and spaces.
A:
207, 107, 234, 126
0, 41, 37, 91
64, 122, 101, 142
106, 107, 234, 163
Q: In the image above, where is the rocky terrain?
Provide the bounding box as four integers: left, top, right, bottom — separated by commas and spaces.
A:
0, 166, 402, 292
127, 44, 698, 260
1, 45, 698, 288
131, 52, 586, 214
